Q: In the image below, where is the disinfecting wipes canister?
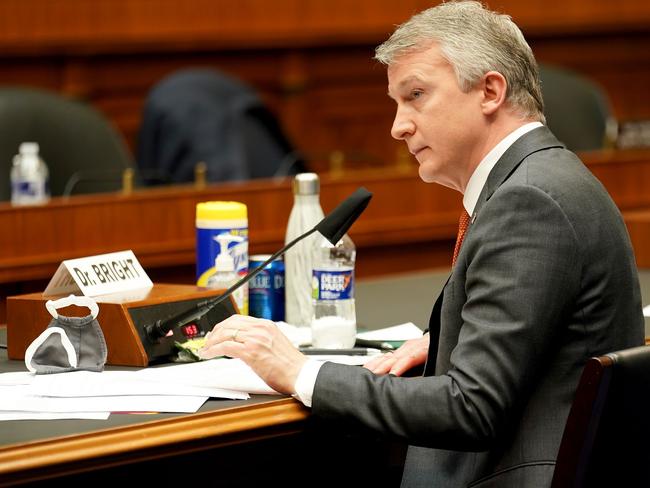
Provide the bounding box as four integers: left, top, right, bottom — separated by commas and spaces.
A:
196, 201, 248, 314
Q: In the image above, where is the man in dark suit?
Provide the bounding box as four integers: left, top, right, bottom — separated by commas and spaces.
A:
200, 2, 644, 486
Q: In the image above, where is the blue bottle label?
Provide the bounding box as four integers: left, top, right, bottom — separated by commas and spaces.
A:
312, 269, 354, 300
196, 227, 248, 284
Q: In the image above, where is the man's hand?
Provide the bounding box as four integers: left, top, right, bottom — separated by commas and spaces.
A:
198, 314, 307, 395
363, 334, 429, 376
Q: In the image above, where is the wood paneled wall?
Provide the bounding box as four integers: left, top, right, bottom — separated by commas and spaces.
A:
0, 0, 649, 173
1, 148, 650, 324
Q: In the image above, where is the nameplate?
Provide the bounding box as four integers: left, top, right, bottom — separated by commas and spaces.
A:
44, 250, 153, 297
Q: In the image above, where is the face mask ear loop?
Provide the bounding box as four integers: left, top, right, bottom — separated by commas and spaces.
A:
46, 294, 99, 319
24, 327, 78, 373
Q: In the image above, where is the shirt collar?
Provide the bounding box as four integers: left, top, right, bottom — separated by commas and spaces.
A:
463, 122, 543, 215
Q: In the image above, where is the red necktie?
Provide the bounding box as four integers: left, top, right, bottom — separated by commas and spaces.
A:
452, 209, 471, 266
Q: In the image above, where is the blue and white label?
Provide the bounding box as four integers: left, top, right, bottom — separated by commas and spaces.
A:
312, 268, 354, 300
251, 272, 284, 290
196, 227, 248, 285
12, 178, 49, 205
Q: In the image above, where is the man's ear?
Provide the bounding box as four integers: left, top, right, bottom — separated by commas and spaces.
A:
480, 71, 508, 115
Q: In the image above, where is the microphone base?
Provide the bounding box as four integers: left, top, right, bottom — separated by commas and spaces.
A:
7, 283, 237, 367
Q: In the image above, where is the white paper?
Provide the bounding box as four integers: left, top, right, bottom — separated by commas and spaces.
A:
0, 388, 207, 413
0, 372, 34, 386
30, 370, 248, 400
356, 322, 423, 341
136, 358, 278, 395
276, 321, 312, 346
0, 323, 409, 420
279, 321, 424, 346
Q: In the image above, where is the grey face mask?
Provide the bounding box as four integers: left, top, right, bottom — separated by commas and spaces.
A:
24, 295, 107, 374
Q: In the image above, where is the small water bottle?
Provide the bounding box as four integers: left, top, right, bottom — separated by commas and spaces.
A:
284, 173, 325, 327
311, 232, 356, 348
11, 142, 50, 206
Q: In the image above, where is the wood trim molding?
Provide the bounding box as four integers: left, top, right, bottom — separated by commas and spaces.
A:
2, 150, 650, 324
0, 397, 308, 484
0, 1, 648, 55
1, 149, 650, 284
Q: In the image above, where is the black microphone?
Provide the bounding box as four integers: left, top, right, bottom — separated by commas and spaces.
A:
145, 186, 373, 342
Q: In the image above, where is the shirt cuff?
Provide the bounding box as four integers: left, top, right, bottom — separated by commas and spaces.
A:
293, 359, 325, 408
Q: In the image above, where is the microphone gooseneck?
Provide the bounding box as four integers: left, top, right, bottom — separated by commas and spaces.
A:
145, 186, 373, 342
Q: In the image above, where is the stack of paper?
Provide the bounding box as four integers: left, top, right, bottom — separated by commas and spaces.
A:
0, 323, 418, 421
278, 321, 423, 346
356, 322, 423, 341
0, 358, 268, 421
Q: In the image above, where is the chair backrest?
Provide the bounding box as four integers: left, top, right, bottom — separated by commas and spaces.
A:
136, 68, 305, 186
539, 64, 615, 152
552, 345, 650, 487
0, 87, 133, 200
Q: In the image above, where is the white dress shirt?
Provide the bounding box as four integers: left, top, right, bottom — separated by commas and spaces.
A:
293, 122, 544, 407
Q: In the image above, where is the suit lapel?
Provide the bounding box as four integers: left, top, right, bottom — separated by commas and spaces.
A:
424, 275, 450, 375
424, 126, 564, 376
477, 126, 564, 214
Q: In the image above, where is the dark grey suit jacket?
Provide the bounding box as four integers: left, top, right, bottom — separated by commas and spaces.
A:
312, 127, 644, 487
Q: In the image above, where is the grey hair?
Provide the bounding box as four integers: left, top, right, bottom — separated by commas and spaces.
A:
375, 1, 545, 123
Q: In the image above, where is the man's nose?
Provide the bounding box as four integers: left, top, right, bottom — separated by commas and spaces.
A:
391, 108, 414, 140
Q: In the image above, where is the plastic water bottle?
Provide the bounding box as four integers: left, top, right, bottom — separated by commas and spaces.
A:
10, 142, 50, 205
284, 173, 325, 327
310, 232, 356, 348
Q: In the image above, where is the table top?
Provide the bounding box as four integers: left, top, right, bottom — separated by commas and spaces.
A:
0, 327, 309, 484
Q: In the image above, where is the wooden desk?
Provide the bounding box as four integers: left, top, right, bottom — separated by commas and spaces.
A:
0, 333, 404, 487
0, 398, 308, 486
0, 331, 307, 486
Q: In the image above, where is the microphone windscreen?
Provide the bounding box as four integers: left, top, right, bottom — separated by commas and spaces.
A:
315, 187, 372, 244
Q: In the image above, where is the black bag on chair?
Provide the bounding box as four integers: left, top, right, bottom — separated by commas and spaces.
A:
136, 68, 305, 186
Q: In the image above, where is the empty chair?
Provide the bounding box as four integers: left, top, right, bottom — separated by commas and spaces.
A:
552, 345, 650, 487
0, 86, 134, 200
136, 68, 305, 186
539, 64, 616, 152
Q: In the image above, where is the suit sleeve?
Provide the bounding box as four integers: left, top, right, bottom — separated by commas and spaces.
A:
312, 184, 581, 450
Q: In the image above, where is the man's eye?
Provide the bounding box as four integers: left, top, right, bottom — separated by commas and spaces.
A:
410, 90, 423, 100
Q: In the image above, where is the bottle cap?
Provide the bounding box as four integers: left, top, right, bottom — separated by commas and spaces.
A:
19, 142, 39, 155
292, 173, 320, 195
196, 201, 247, 221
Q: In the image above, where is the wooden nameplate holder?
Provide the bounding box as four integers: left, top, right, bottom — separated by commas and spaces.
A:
6, 284, 237, 367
